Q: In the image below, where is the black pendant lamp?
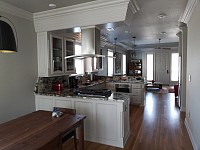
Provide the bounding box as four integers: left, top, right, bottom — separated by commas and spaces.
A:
0, 15, 17, 53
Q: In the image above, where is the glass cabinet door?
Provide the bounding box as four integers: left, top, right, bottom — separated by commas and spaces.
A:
64, 39, 75, 73
50, 35, 64, 74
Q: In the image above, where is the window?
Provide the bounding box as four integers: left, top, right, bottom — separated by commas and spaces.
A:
75, 44, 84, 74
123, 54, 126, 75
171, 53, 179, 81
108, 50, 113, 76
147, 53, 154, 81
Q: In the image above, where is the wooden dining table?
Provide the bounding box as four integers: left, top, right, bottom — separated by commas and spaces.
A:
0, 110, 86, 150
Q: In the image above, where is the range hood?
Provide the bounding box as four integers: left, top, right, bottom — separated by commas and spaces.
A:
65, 27, 115, 72
65, 27, 115, 59
65, 27, 102, 59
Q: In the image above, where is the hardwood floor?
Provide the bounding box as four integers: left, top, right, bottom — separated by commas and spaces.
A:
63, 92, 193, 150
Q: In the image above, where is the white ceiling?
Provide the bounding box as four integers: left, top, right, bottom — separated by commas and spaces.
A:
0, 0, 188, 50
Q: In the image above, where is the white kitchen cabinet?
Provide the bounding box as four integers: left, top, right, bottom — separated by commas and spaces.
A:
35, 95, 53, 111
64, 38, 75, 74
36, 32, 75, 77
37, 32, 50, 77
96, 103, 118, 140
34, 95, 130, 148
54, 97, 73, 108
74, 101, 94, 138
130, 83, 145, 106
50, 34, 64, 75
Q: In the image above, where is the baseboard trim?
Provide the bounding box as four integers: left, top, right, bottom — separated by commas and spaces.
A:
184, 118, 198, 150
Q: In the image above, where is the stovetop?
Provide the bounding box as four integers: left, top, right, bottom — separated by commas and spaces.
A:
74, 89, 112, 98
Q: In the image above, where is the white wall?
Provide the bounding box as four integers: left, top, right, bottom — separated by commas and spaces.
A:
186, 0, 200, 149
0, 12, 37, 123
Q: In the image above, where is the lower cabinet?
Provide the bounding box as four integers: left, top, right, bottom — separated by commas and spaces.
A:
74, 101, 94, 138
96, 103, 118, 140
130, 83, 145, 106
54, 97, 73, 108
35, 95, 54, 111
35, 95, 130, 148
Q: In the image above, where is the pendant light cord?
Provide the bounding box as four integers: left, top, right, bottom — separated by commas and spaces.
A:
0, 15, 18, 50
114, 38, 117, 57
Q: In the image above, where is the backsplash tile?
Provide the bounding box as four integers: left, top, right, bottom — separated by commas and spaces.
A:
34, 75, 69, 93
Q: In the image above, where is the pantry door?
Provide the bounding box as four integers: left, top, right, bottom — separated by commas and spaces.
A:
155, 52, 170, 85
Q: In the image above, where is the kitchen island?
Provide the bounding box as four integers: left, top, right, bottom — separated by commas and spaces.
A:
35, 92, 130, 148
106, 80, 146, 106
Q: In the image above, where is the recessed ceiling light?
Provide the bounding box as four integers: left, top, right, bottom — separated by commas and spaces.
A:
49, 3, 56, 8
107, 28, 114, 31
160, 32, 166, 35
124, 30, 129, 33
73, 27, 81, 33
158, 13, 167, 19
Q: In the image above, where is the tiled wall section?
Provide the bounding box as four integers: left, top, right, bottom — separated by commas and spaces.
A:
35, 75, 69, 93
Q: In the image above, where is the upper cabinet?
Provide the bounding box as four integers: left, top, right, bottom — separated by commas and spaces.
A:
37, 32, 75, 77
64, 39, 75, 73
50, 34, 64, 74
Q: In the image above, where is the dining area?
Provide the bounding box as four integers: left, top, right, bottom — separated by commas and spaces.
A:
0, 108, 86, 150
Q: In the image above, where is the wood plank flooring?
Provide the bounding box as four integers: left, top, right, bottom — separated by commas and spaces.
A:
63, 92, 193, 150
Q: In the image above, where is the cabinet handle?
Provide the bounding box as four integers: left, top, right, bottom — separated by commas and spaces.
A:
167, 70, 169, 74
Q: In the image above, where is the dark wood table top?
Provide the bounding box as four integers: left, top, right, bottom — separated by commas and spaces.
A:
0, 110, 86, 150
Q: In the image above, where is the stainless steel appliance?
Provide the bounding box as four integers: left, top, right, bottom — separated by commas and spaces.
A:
115, 83, 131, 93
69, 76, 78, 89
74, 89, 112, 98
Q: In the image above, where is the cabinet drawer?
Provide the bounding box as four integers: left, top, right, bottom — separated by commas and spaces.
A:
130, 96, 141, 104
132, 84, 142, 89
131, 89, 142, 95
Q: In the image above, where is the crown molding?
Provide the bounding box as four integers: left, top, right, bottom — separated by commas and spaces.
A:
180, 0, 198, 23
0, 1, 33, 21
33, 0, 130, 32
128, 0, 140, 15
125, 0, 140, 25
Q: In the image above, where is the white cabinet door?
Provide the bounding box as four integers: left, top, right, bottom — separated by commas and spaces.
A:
54, 97, 73, 109
96, 103, 118, 140
35, 95, 53, 111
131, 89, 142, 96
50, 34, 64, 75
74, 101, 94, 138
64, 38, 75, 74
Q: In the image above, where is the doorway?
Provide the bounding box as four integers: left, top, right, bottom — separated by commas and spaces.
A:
155, 52, 170, 85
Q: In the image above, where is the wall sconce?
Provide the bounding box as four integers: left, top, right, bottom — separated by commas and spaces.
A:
0, 15, 17, 53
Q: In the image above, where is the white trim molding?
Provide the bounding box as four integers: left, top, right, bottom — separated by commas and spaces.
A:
33, 0, 134, 32
185, 118, 198, 150
125, 0, 140, 25
180, 0, 198, 23
0, 1, 33, 21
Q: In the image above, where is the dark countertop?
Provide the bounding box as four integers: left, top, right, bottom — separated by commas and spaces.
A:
35, 91, 129, 102
35, 80, 105, 97
35, 80, 129, 102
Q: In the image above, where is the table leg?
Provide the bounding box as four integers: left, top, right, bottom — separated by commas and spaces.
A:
77, 120, 84, 150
